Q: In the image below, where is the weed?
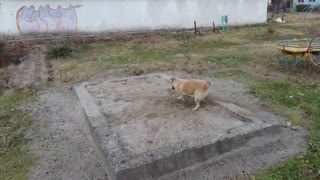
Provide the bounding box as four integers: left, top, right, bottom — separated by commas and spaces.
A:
0, 41, 20, 67
243, 23, 269, 28
203, 55, 248, 67
131, 46, 175, 61
124, 61, 175, 76
189, 39, 238, 53
97, 46, 176, 64
100, 56, 132, 64
296, 4, 310, 12
46, 44, 74, 59
172, 33, 194, 42
267, 25, 275, 34
79, 43, 91, 51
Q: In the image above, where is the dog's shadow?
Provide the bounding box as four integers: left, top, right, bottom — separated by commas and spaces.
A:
173, 95, 216, 109
167, 89, 216, 109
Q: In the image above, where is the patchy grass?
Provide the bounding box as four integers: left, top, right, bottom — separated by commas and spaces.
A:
0, 90, 35, 180
249, 80, 320, 128
187, 39, 238, 54
123, 61, 176, 76
249, 80, 320, 179
202, 55, 248, 67
95, 46, 176, 64
209, 69, 259, 84
51, 59, 110, 84
130, 46, 176, 61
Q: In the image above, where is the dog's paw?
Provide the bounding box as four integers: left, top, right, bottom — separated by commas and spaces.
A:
178, 98, 185, 102
177, 96, 185, 101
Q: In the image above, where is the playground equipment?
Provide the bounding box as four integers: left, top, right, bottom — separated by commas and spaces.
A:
276, 32, 320, 68
193, 15, 228, 35
221, 15, 229, 31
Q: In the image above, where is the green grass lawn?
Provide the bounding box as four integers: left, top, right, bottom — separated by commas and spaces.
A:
0, 90, 35, 180
250, 80, 320, 179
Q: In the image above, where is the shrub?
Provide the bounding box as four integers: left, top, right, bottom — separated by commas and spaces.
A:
267, 25, 275, 34
296, 4, 311, 12
0, 41, 20, 67
46, 44, 74, 59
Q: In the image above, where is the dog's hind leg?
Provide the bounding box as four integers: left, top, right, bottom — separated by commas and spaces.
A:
192, 91, 203, 111
193, 90, 207, 110
192, 99, 200, 111
177, 94, 185, 101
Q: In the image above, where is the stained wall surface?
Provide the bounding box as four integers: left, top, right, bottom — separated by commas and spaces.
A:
0, 0, 268, 35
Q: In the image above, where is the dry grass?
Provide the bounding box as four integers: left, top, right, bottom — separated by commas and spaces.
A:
50, 59, 110, 84
46, 13, 320, 87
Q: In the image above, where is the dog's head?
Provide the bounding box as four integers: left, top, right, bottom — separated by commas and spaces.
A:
170, 77, 176, 90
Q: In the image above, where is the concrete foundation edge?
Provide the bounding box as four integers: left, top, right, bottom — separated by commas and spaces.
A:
114, 125, 281, 180
75, 83, 282, 180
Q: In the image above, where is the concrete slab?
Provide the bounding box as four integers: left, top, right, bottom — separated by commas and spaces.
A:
75, 74, 283, 180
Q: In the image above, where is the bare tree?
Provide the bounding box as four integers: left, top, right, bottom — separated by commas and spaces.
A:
273, 0, 285, 14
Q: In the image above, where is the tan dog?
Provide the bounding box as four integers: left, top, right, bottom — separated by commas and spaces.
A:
170, 77, 211, 111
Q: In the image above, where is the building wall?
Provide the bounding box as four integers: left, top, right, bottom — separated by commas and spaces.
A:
0, 0, 268, 36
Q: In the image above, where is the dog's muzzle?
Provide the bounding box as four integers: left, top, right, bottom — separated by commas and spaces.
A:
172, 86, 175, 90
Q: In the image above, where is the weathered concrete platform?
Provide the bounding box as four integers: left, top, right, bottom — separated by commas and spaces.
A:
75, 74, 283, 180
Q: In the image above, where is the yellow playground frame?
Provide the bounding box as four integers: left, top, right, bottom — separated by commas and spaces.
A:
276, 33, 320, 68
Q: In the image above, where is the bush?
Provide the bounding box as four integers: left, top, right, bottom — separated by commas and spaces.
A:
0, 41, 20, 67
46, 44, 74, 59
296, 4, 311, 12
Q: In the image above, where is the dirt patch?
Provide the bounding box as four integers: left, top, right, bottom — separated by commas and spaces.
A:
24, 86, 107, 180
3, 52, 53, 89
0, 41, 47, 68
86, 74, 246, 153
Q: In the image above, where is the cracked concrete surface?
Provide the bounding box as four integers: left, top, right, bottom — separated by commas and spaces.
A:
25, 72, 307, 180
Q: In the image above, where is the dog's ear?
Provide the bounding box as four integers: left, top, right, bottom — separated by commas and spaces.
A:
170, 77, 176, 82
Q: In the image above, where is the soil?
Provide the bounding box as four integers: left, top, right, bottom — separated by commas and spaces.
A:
86, 74, 246, 154
24, 86, 107, 180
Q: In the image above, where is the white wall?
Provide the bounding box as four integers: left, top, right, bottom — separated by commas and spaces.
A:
0, 0, 268, 36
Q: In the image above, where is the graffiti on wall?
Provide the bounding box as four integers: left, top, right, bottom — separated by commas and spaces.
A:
16, 4, 82, 34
